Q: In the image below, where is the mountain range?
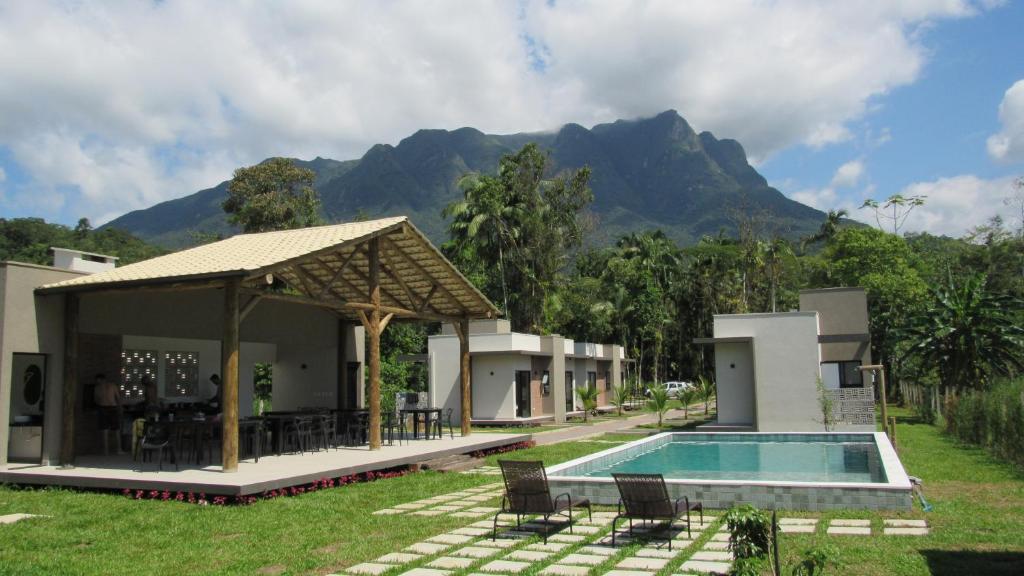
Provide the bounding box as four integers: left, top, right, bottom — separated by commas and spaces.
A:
103, 110, 826, 248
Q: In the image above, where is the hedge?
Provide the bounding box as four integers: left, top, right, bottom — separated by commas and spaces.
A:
945, 377, 1024, 468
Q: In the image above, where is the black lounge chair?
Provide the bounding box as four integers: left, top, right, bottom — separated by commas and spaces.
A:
611, 473, 702, 549
493, 460, 592, 543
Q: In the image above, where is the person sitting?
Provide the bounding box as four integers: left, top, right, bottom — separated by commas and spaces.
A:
93, 373, 123, 455
141, 374, 161, 412
207, 374, 222, 409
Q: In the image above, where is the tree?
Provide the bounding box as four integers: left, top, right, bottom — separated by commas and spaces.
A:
576, 386, 600, 423
445, 144, 593, 332
860, 194, 926, 236
802, 209, 848, 250
645, 384, 671, 428
73, 217, 92, 239
610, 383, 632, 416
696, 375, 716, 415
905, 274, 1024, 390
223, 158, 322, 233
678, 387, 697, 420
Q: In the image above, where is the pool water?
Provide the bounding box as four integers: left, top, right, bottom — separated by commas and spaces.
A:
580, 437, 886, 483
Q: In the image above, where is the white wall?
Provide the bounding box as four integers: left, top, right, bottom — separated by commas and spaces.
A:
714, 342, 755, 425
471, 355, 528, 419
713, 312, 822, 432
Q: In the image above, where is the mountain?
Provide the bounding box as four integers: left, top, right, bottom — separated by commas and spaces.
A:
103, 110, 825, 248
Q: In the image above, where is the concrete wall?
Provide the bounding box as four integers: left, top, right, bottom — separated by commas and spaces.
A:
714, 312, 823, 432
0, 263, 86, 466
799, 288, 872, 366
713, 342, 755, 425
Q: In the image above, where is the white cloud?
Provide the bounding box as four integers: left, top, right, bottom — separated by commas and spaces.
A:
831, 160, 866, 188
852, 175, 1020, 236
0, 0, 996, 223
987, 79, 1024, 163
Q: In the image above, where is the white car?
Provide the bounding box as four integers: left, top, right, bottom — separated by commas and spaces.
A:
646, 381, 692, 398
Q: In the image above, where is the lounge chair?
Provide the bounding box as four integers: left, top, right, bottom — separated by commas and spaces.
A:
611, 473, 702, 549
493, 460, 592, 543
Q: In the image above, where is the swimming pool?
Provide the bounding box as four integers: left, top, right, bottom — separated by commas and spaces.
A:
546, 432, 912, 511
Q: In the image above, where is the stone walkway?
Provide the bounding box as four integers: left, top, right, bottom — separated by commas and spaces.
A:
530, 409, 690, 446
372, 483, 505, 518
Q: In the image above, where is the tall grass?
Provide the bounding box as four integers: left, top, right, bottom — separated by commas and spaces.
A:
945, 377, 1024, 468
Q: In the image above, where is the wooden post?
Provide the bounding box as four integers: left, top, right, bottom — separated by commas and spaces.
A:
222, 278, 240, 472
367, 238, 382, 450
59, 293, 79, 468
878, 366, 889, 438
455, 319, 472, 437
338, 320, 348, 410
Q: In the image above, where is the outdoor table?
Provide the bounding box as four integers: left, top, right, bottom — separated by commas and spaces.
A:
400, 408, 442, 440
166, 418, 218, 465
260, 413, 305, 455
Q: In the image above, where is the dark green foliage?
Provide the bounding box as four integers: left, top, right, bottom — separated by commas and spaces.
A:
725, 504, 773, 561
790, 544, 838, 576
0, 217, 165, 266
371, 323, 429, 413
946, 378, 1024, 468
223, 157, 322, 233
905, 275, 1024, 391
253, 363, 272, 415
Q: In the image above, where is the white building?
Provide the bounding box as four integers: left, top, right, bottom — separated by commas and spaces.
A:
695, 288, 874, 432
427, 320, 628, 425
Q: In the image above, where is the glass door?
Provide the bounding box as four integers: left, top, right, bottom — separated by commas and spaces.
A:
515, 371, 531, 418
565, 371, 574, 411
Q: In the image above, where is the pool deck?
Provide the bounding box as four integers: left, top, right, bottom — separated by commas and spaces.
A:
0, 432, 529, 496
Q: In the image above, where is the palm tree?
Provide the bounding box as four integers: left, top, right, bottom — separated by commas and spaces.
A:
678, 387, 697, 420
645, 385, 671, 428
576, 386, 600, 423
696, 375, 716, 415
801, 209, 848, 250
610, 383, 631, 416
905, 274, 1024, 390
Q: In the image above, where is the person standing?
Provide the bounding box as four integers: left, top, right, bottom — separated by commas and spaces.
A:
93, 373, 123, 455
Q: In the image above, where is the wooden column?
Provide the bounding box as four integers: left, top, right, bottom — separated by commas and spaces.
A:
59, 293, 79, 467
367, 238, 383, 450
455, 319, 472, 437
337, 320, 348, 410
221, 278, 240, 472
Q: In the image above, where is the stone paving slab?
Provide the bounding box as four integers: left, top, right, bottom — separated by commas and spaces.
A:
884, 527, 929, 536
398, 569, 452, 576
671, 540, 695, 549
451, 547, 503, 559
427, 557, 476, 569
431, 505, 466, 512
411, 510, 447, 517
567, 525, 602, 535
452, 511, 491, 519
452, 527, 493, 537
830, 519, 870, 527
346, 562, 393, 575
540, 565, 590, 576
579, 545, 618, 557
779, 524, 816, 534
377, 553, 424, 564
480, 560, 532, 573
678, 560, 731, 574
467, 507, 501, 514
549, 534, 588, 543
526, 542, 571, 552
884, 519, 927, 527
635, 547, 681, 559
559, 553, 606, 566
779, 518, 817, 525
465, 495, 496, 502
470, 521, 497, 528
395, 502, 429, 510
505, 550, 552, 562
691, 551, 731, 562
427, 534, 475, 545
701, 541, 729, 551
617, 557, 669, 570
373, 509, 406, 515
709, 534, 730, 542
464, 487, 491, 493
827, 526, 871, 536
405, 542, 451, 555
474, 539, 519, 549
604, 570, 655, 576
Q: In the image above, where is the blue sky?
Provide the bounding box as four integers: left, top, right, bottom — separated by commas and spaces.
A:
1, 0, 1022, 237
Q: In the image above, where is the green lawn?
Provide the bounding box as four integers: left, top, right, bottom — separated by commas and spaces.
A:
1, 411, 1021, 575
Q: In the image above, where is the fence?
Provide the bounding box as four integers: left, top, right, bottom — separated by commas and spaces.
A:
899, 381, 956, 422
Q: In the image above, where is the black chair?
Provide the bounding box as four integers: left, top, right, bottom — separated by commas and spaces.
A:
311, 414, 337, 450
610, 473, 703, 549
240, 419, 265, 462
493, 460, 592, 543
432, 407, 454, 439
283, 416, 313, 453
137, 421, 178, 471
381, 411, 405, 446
344, 412, 369, 446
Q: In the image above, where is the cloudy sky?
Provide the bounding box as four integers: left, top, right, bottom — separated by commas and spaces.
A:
1, 0, 1022, 237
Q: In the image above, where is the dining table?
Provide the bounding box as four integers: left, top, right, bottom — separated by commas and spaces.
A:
400, 407, 443, 440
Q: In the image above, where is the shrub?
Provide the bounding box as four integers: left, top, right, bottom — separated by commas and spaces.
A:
725, 504, 772, 561
945, 377, 1024, 467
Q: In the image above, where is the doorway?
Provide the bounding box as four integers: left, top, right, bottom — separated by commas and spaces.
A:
346, 362, 360, 408
565, 371, 574, 411
515, 370, 531, 418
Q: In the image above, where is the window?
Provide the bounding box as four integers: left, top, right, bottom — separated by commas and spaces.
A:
587, 371, 597, 391
165, 351, 200, 397
821, 361, 863, 389
120, 349, 157, 400
605, 370, 612, 391
541, 371, 551, 397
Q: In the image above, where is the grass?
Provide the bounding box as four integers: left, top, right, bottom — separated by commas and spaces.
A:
470, 425, 567, 434
771, 406, 1024, 575
1, 409, 1022, 575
